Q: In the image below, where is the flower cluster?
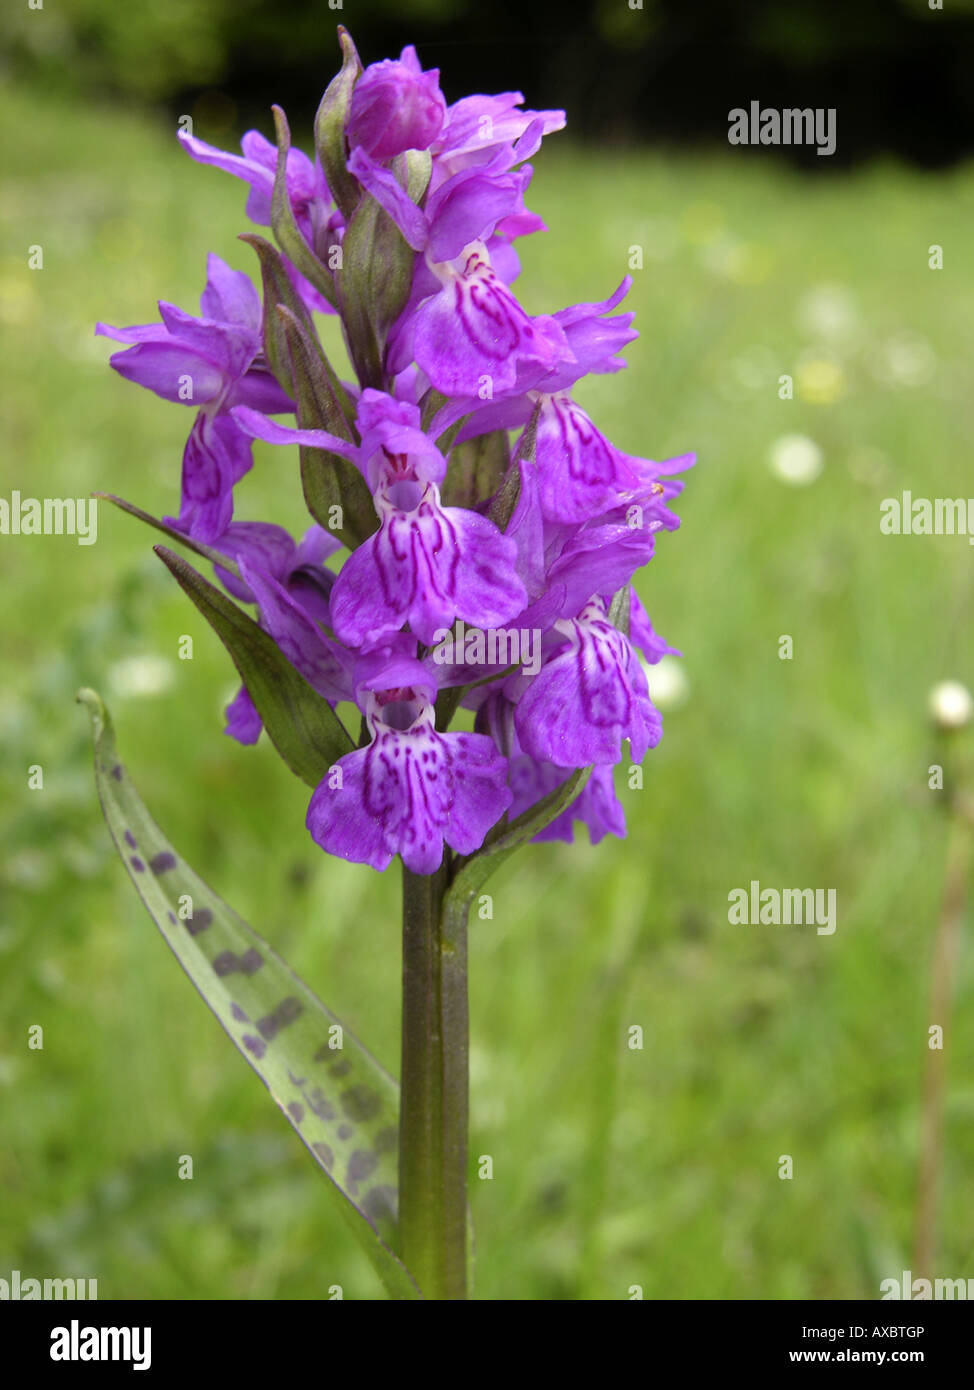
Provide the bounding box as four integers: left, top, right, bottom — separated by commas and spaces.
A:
96, 30, 692, 875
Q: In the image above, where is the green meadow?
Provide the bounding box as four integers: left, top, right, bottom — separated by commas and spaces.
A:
1, 80, 972, 1299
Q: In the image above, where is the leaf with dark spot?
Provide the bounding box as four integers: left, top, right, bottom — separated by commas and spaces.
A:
78, 687, 421, 1301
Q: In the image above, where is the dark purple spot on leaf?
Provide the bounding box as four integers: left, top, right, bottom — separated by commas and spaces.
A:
287, 1070, 306, 1087
231, 1003, 249, 1023
287, 1101, 305, 1125
111, 764, 123, 781
239, 948, 263, 975
129, 856, 146, 872
124, 830, 136, 849
212, 951, 239, 977
150, 851, 177, 874
337, 1124, 354, 1141
346, 1149, 378, 1195
362, 1185, 397, 1226
341, 1086, 382, 1123
374, 1127, 397, 1154
167, 912, 176, 925
257, 996, 303, 1041
329, 1058, 352, 1078
242, 1034, 266, 1059
306, 1087, 335, 1121
312, 1142, 334, 1171
184, 907, 213, 937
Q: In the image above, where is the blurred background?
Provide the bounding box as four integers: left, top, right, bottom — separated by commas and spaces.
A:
1, 0, 973, 1300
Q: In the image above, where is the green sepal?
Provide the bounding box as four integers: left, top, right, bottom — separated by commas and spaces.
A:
442, 430, 511, 510
315, 25, 363, 224
239, 233, 341, 408
337, 190, 416, 390
271, 105, 338, 309
275, 305, 375, 550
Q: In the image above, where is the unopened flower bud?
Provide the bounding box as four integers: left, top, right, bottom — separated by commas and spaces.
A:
347, 48, 446, 160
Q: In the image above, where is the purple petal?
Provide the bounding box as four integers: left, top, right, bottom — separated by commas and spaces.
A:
225, 684, 262, 745
411, 247, 574, 398
348, 56, 446, 159
239, 558, 351, 703
231, 406, 358, 462
106, 341, 226, 405
199, 253, 262, 332
346, 148, 429, 250
179, 130, 275, 224
515, 614, 660, 767
215, 521, 298, 601
532, 396, 641, 523
307, 725, 510, 874
170, 412, 253, 543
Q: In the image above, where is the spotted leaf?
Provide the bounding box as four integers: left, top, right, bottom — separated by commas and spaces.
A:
79, 687, 421, 1300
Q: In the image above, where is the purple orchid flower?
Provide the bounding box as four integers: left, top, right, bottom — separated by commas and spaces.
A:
306, 651, 512, 873
96, 33, 694, 885
233, 389, 528, 646
512, 596, 662, 769
96, 255, 293, 543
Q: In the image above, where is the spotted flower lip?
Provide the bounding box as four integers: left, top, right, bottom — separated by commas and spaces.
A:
233, 395, 527, 647
513, 598, 662, 769
405, 240, 576, 399
306, 657, 513, 874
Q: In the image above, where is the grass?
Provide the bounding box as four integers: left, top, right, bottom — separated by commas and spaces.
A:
1, 79, 973, 1300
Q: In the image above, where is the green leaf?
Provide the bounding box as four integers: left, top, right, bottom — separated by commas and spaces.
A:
239, 233, 347, 416
77, 688, 421, 1300
271, 305, 375, 550
154, 545, 354, 786
270, 105, 338, 309
315, 25, 363, 224
93, 493, 243, 581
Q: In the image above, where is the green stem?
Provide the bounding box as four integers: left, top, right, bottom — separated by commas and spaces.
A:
398, 861, 469, 1299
